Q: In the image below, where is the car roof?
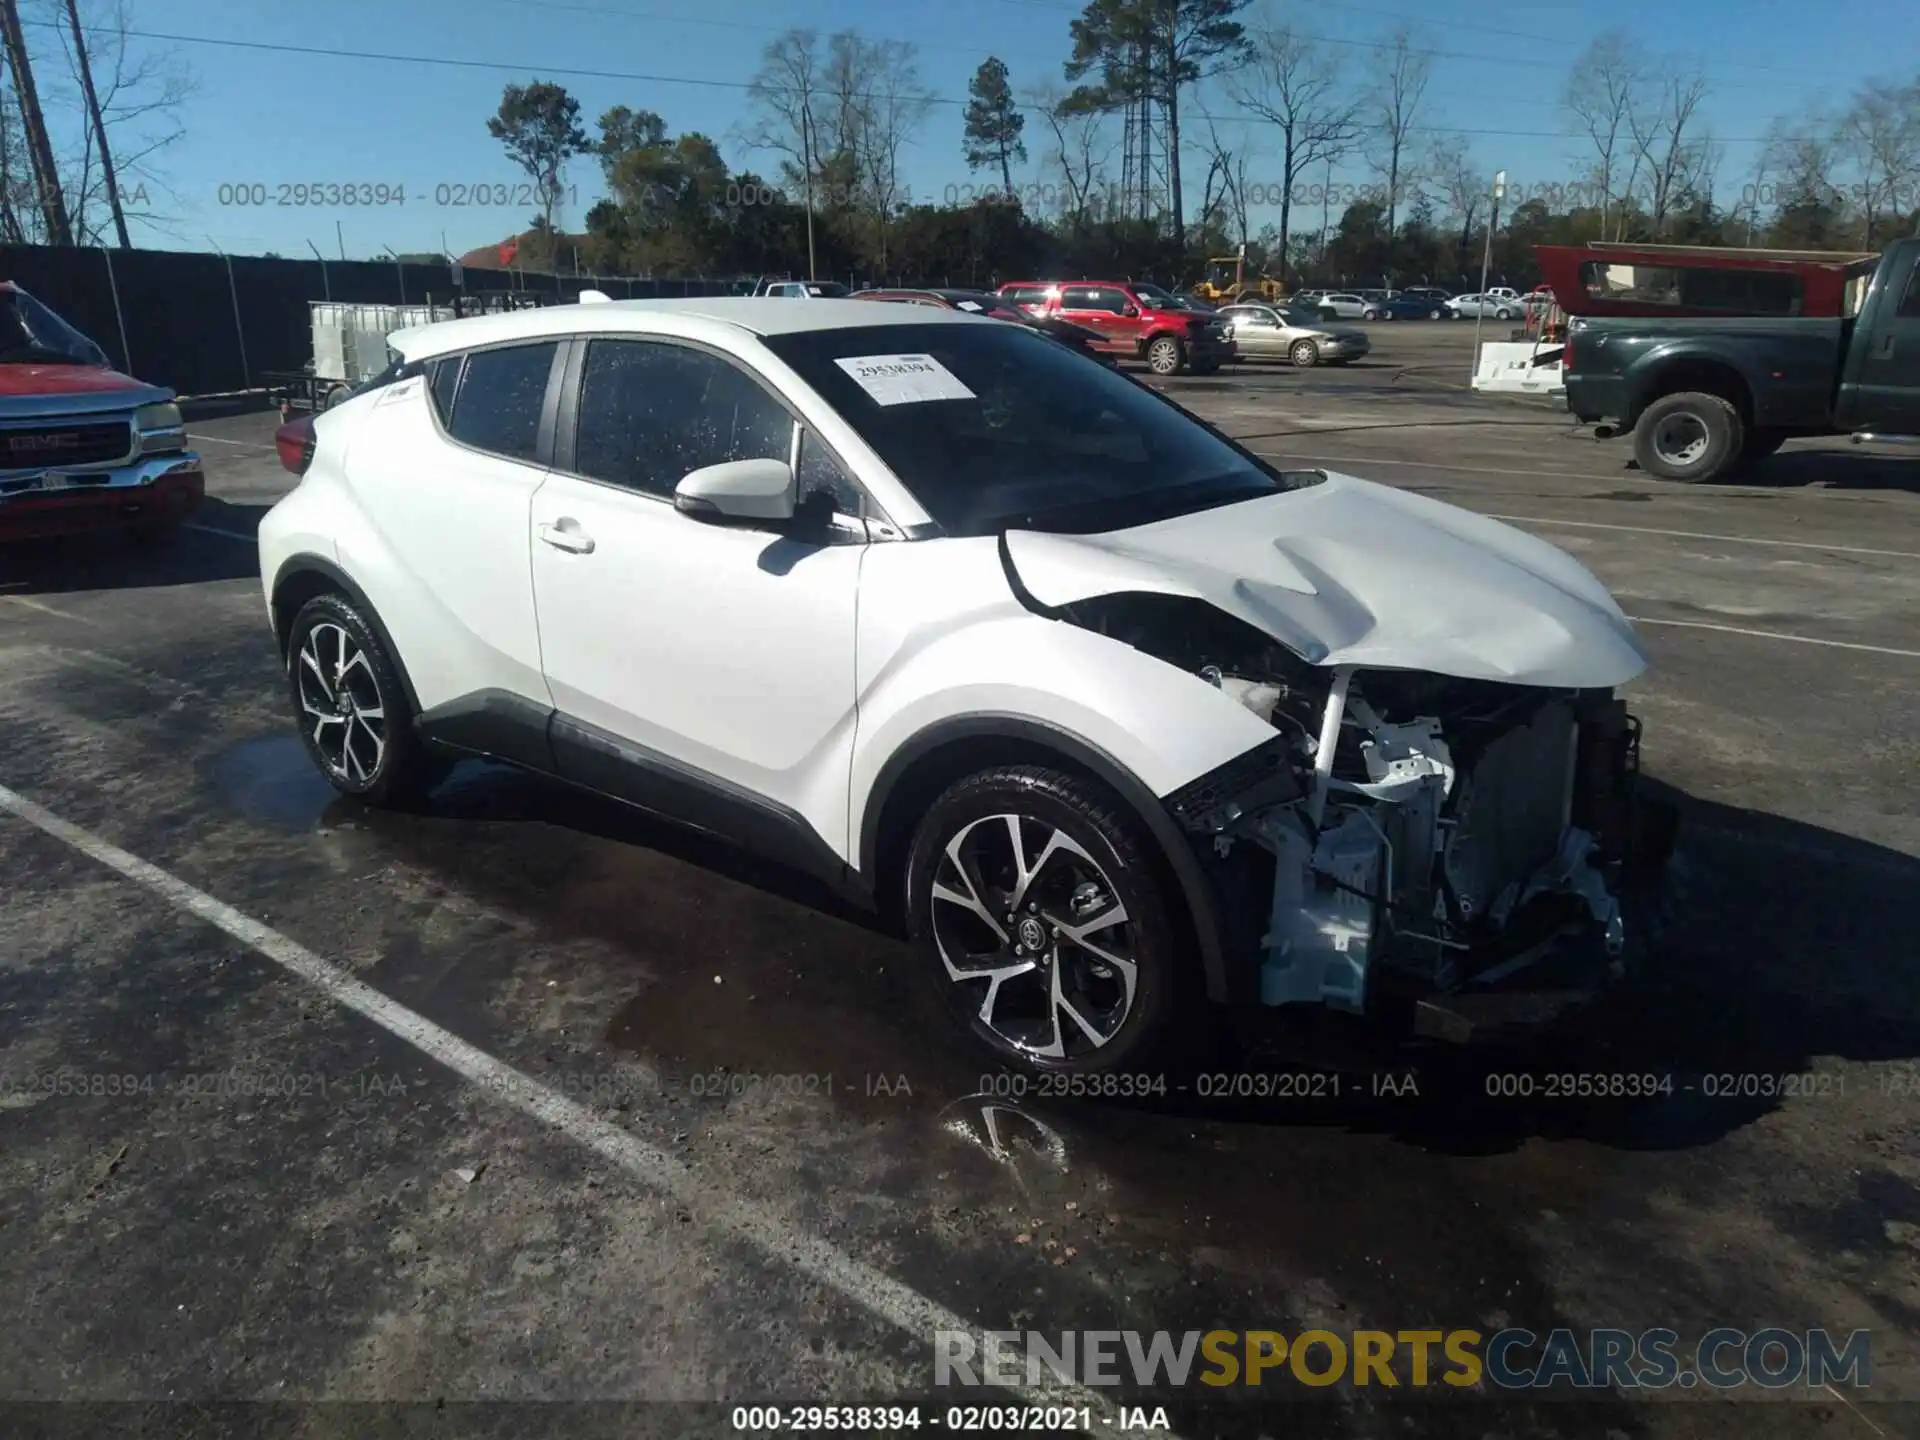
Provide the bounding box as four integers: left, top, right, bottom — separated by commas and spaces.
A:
389, 295, 989, 360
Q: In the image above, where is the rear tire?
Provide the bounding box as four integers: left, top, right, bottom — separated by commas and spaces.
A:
905, 764, 1182, 1074
1632, 391, 1744, 483
285, 592, 451, 807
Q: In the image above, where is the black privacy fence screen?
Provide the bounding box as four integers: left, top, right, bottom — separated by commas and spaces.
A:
0, 245, 737, 398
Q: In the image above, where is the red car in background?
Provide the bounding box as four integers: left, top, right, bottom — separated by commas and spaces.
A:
996, 280, 1235, 375
851, 287, 1116, 364
0, 283, 203, 544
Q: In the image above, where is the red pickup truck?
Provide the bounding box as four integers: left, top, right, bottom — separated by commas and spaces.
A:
997, 280, 1235, 375
0, 283, 203, 544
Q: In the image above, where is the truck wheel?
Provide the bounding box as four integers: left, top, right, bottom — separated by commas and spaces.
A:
1632, 392, 1744, 483
1147, 335, 1185, 375
1289, 339, 1320, 368
904, 764, 1180, 1074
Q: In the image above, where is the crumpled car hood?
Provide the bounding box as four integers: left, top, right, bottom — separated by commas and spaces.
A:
1002, 470, 1648, 688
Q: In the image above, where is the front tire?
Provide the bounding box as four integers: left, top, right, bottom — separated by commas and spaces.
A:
286, 592, 450, 806
905, 765, 1180, 1074
1289, 339, 1320, 367
1146, 335, 1185, 376
1632, 391, 1744, 483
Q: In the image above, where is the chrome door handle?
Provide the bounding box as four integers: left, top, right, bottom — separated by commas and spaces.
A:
538, 522, 595, 554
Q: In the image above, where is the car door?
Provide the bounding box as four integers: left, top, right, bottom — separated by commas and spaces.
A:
1057, 284, 1132, 355
527, 335, 868, 875
336, 339, 562, 717
1847, 260, 1920, 435
1221, 305, 1284, 358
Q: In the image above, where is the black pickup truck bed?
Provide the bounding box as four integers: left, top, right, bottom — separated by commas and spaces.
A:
1563, 237, 1920, 482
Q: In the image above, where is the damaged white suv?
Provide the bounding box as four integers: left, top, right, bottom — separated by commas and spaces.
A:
259, 297, 1670, 1073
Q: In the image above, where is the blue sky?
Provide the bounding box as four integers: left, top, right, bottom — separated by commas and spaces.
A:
72, 0, 1920, 259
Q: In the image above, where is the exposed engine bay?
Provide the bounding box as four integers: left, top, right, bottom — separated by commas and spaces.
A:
1062, 593, 1651, 1011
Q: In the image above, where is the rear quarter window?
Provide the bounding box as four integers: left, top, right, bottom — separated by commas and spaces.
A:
446, 341, 559, 462
428, 355, 462, 423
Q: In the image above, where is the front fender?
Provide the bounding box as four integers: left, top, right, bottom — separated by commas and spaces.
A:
850, 539, 1280, 856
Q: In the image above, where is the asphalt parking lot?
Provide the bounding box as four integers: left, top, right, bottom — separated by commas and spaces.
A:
3, 319, 1917, 1438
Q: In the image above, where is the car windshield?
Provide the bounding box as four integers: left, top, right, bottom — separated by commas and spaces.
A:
763, 322, 1316, 537
1276, 305, 1323, 326
1130, 283, 1176, 305
0, 288, 110, 366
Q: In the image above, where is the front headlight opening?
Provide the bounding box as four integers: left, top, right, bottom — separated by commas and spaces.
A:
136, 401, 186, 454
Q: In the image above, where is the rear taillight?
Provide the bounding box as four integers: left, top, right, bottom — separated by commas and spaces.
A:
275, 416, 315, 476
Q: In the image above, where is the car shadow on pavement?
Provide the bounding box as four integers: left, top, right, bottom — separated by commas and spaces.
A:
0, 497, 267, 595
1748, 447, 1920, 493
317, 749, 1920, 1164
1605, 447, 1920, 493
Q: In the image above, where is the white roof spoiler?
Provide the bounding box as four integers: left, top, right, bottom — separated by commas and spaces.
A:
578, 289, 612, 304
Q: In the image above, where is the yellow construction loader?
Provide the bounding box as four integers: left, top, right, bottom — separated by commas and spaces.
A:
1192, 253, 1286, 304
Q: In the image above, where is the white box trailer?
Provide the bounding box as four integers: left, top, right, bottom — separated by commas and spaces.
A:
267, 301, 456, 414
1473, 340, 1566, 396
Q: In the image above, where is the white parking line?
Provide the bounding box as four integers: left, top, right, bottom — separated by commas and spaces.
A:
1627, 616, 1920, 659
0, 781, 1155, 1439
184, 522, 256, 543
1, 595, 97, 625
1489, 514, 1920, 561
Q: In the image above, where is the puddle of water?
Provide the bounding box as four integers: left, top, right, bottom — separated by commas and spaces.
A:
201, 733, 343, 833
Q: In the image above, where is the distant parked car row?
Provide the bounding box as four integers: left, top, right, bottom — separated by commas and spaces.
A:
1287, 285, 1547, 321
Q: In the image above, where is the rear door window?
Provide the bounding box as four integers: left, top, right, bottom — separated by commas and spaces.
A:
446, 342, 558, 462
1061, 285, 1127, 314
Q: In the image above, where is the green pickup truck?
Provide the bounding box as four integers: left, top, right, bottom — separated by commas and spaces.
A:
1561, 236, 1920, 482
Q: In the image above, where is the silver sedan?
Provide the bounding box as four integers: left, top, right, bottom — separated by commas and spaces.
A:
1217, 303, 1371, 367
1443, 293, 1521, 320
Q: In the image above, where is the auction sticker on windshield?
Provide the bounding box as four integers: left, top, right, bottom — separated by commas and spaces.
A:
834, 353, 976, 406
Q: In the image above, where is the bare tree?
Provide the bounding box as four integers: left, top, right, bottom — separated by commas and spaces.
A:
1627, 64, 1712, 238
0, 64, 24, 242
1425, 133, 1484, 268
1032, 83, 1113, 227
853, 38, 933, 269
50, 0, 190, 246
1365, 25, 1431, 238
743, 29, 826, 195
1196, 109, 1248, 245
1, 0, 68, 242
1563, 32, 1643, 241
1834, 78, 1920, 248
1228, 25, 1358, 280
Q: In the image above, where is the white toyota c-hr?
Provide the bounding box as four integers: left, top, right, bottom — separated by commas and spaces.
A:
259, 297, 1671, 1074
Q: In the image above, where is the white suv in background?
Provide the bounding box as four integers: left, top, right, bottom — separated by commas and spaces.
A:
258, 297, 1668, 1072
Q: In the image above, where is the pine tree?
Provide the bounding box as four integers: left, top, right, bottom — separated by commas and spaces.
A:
963, 57, 1027, 193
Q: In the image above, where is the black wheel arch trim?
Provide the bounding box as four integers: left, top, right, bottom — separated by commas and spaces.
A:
269, 553, 424, 719
859, 713, 1233, 1002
